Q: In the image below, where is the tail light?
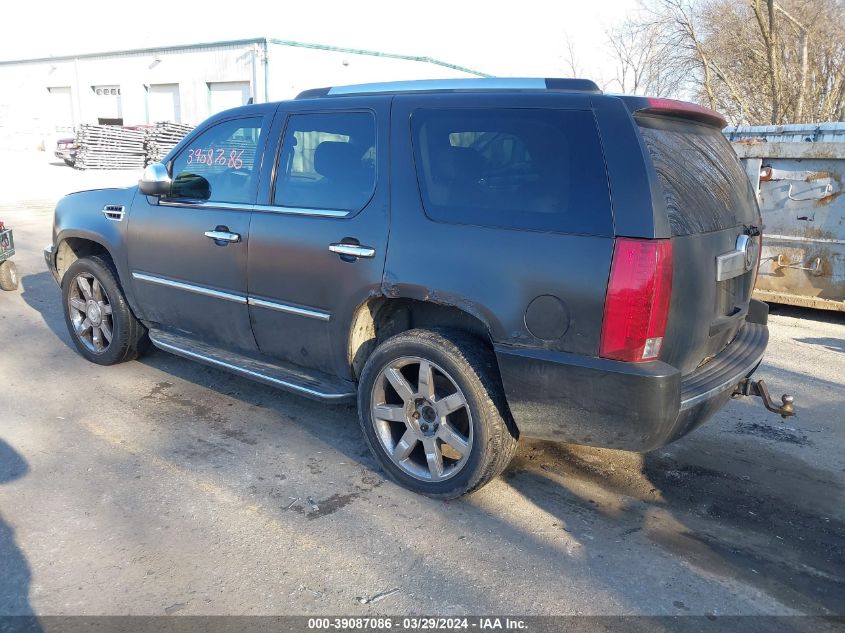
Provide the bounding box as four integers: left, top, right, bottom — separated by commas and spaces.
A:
600, 238, 673, 362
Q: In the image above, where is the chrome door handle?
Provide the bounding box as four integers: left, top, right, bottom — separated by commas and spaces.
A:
329, 243, 376, 259
204, 230, 241, 243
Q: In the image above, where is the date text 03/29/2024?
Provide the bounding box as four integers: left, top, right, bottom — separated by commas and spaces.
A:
307, 617, 528, 630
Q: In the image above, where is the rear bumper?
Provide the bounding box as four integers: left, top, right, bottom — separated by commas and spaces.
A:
495, 318, 768, 452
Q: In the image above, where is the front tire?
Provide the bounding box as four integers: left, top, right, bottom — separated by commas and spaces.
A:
358, 328, 518, 498
62, 255, 148, 365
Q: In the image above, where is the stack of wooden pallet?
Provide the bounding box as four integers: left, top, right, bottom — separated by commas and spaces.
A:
74, 125, 147, 170
74, 125, 144, 169
144, 122, 194, 165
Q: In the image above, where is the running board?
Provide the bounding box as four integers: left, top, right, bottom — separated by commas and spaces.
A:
148, 328, 357, 403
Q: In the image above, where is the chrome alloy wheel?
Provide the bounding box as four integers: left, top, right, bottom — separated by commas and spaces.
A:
370, 356, 473, 482
67, 273, 113, 353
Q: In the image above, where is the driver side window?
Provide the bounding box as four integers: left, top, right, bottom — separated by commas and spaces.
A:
168, 117, 263, 204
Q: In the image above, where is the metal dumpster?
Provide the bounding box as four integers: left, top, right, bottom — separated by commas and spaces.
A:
726, 123, 845, 312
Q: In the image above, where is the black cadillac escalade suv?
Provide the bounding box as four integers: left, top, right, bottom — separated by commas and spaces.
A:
45, 78, 790, 497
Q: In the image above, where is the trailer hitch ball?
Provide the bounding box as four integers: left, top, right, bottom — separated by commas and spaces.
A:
733, 378, 796, 418
781, 394, 795, 416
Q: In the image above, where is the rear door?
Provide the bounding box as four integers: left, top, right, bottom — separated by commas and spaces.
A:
246, 96, 390, 378
388, 92, 615, 356
634, 112, 762, 374
128, 108, 273, 353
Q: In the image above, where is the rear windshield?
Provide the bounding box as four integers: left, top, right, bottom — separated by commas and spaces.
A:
411, 108, 613, 236
637, 115, 758, 236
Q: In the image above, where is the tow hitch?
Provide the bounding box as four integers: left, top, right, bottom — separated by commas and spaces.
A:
733, 378, 795, 418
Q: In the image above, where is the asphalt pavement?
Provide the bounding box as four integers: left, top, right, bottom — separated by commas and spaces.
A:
0, 152, 843, 619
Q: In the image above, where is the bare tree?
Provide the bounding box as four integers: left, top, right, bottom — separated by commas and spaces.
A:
775, 3, 809, 120
607, 17, 687, 96
751, 0, 782, 122
607, 0, 845, 125
560, 38, 583, 77
647, 0, 718, 107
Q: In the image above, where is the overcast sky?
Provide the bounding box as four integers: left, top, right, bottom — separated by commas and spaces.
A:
1, 0, 638, 88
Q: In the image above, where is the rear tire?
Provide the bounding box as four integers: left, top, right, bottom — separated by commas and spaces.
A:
62, 255, 148, 365
0, 260, 18, 291
358, 328, 519, 498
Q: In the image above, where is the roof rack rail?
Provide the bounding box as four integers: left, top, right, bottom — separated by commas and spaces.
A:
296, 77, 601, 99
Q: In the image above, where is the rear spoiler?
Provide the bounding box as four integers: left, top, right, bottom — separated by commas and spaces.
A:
622, 96, 727, 129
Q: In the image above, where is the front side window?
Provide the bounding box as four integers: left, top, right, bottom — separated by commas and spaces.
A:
168, 117, 263, 204
411, 108, 612, 235
274, 112, 376, 212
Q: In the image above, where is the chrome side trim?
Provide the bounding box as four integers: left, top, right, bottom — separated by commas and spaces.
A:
131, 272, 247, 304
132, 273, 331, 320
157, 200, 350, 219
159, 200, 255, 211
150, 337, 352, 401
252, 204, 350, 218
248, 297, 331, 321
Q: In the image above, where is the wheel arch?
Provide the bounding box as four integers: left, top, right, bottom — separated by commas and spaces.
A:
54, 232, 144, 320
347, 295, 497, 381
55, 236, 113, 284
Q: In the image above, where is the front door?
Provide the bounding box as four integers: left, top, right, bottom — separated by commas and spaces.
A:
247, 97, 390, 378
127, 110, 274, 353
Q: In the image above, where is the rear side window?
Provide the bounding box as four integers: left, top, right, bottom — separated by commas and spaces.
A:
274, 111, 376, 213
637, 115, 758, 235
168, 117, 262, 204
411, 108, 612, 235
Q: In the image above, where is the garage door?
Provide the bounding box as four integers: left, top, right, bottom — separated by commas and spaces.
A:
47, 86, 74, 133
147, 83, 181, 123
208, 81, 251, 116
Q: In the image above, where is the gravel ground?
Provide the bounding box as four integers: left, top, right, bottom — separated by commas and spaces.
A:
0, 153, 843, 619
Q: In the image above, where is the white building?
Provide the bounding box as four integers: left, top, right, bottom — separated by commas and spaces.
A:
0, 37, 485, 149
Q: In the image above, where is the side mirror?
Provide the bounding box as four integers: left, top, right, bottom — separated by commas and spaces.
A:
138, 163, 172, 196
